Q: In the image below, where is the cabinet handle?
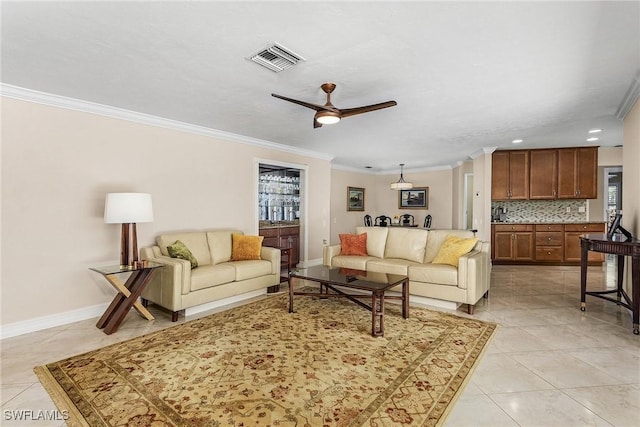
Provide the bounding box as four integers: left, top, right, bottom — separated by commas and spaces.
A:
548, 237, 552, 241
547, 251, 551, 255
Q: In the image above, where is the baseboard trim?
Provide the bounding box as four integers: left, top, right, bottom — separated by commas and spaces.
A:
0, 303, 110, 340
184, 289, 267, 317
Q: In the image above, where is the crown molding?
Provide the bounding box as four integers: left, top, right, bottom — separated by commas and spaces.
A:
0, 83, 334, 161
616, 70, 640, 120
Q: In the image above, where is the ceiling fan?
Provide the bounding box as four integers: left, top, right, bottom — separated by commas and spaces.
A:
271, 83, 397, 128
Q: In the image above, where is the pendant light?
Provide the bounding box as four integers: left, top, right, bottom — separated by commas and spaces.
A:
390, 163, 413, 190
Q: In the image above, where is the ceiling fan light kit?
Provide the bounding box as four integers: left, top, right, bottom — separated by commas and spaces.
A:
391, 163, 413, 190
272, 82, 397, 128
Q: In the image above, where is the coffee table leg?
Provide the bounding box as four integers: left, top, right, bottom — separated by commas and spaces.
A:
402, 278, 409, 319
372, 292, 384, 337
288, 275, 294, 313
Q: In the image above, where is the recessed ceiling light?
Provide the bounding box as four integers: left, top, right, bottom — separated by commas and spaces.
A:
587, 137, 599, 142
365, 166, 372, 169
588, 129, 602, 134
512, 139, 523, 144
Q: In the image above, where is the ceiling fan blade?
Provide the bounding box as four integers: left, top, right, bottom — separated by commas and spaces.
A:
339, 101, 397, 118
271, 93, 338, 112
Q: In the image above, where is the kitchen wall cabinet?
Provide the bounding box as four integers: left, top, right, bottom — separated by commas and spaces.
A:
492, 224, 534, 261
529, 149, 558, 199
564, 223, 606, 262
492, 146, 598, 201
491, 150, 529, 200
557, 147, 598, 199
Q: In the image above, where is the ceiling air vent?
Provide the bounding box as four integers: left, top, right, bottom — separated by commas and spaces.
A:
248, 43, 305, 73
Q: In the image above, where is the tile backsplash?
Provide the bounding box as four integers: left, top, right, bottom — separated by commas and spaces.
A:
491, 200, 588, 223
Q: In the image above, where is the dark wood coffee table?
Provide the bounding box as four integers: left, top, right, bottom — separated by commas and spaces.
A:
288, 265, 409, 337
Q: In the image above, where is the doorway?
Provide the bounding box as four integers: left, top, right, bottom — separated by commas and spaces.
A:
604, 167, 622, 222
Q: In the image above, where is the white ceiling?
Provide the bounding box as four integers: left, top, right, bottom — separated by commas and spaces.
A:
2, 1, 639, 172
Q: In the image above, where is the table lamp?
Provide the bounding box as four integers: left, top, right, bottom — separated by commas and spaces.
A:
104, 193, 154, 267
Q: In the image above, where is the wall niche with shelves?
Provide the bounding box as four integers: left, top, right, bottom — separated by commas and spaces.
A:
258, 164, 300, 223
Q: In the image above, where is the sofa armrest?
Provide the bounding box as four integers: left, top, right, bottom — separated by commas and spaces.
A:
457, 241, 491, 303
140, 246, 192, 310
323, 244, 342, 266
260, 246, 281, 275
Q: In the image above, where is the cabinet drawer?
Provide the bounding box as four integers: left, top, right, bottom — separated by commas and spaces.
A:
259, 228, 279, 238
494, 224, 533, 232
565, 223, 605, 232
279, 226, 300, 236
262, 237, 279, 248
536, 232, 563, 246
535, 224, 563, 232
536, 247, 563, 261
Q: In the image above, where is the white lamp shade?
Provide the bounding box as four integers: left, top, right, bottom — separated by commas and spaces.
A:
390, 181, 413, 190
104, 193, 154, 223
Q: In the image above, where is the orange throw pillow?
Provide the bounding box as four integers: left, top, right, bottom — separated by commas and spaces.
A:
339, 233, 368, 256
231, 234, 264, 261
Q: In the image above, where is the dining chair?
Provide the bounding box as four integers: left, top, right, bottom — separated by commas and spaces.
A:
401, 214, 414, 226
364, 214, 373, 226
423, 214, 432, 229
374, 215, 392, 227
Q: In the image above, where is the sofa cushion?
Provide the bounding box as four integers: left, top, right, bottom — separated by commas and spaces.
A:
157, 232, 211, 267
206, 230, 241, 264
367, 258, 419, 276
408, 264, 458, 286
339, 233, 368, 256
190, 264, 236, 292
230, 260, 273, 281
167, 240, 199, 269
331, 255, 376, 270
356, 226, 388, 258
424, 229, 475, 263
432, 235, 479, 267
384, 228, 428, 263
231, 234, 264, 261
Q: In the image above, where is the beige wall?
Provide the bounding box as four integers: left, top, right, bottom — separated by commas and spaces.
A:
623, 99, 639, 237
1, 97, 331, 325
329, 168, 375, 244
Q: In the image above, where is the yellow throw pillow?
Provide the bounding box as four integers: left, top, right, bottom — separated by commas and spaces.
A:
432, 235, 478, 267
231, 234, 264, 261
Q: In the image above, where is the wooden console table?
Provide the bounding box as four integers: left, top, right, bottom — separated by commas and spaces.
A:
90, 263, 163, 335
580, 233, 640, 335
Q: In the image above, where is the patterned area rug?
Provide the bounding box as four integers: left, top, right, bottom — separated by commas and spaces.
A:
35, 291, 496, 426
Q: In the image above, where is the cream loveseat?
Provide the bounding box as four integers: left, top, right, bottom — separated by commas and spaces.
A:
140, 230, 280, 321
323, 227, 490, 314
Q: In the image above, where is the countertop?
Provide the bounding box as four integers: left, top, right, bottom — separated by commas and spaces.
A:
491, 220, 606, 225
259, 221, 300, 229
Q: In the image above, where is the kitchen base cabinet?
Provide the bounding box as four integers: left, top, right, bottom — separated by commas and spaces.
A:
492, 224, 534, 261
492, 223, 605, 265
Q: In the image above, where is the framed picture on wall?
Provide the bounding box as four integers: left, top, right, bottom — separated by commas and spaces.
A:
399, 187, 428, 209
347, 187, 365, 211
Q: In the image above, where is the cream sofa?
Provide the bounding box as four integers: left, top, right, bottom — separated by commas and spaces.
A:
140, 230, 281, 321
323, 227, 490, 314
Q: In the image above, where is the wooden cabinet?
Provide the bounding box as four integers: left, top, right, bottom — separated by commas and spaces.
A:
259, 225, 300, 267
557, 147, 598, 199
535, 224, 563, 262
492, 222, 606, 264
492, 147, 598, 200
529, 149, 558, 199
492, 224, 534, 261
564, 223, 606, 262
492, 150, 529, 200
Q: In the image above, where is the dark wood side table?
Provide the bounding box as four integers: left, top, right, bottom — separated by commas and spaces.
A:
580, 233, 640, 335
90, 263, 163, 335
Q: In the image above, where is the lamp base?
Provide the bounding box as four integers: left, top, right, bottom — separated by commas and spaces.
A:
120, 223, 139, 267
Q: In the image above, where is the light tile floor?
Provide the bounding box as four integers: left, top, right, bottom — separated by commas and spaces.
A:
1, 262, 639, 426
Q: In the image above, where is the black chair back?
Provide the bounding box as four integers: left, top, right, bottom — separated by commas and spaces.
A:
374, 215, 392, 227
364, 214, 373, 226
424, 214, 432, 229
401, 214, 414, 226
